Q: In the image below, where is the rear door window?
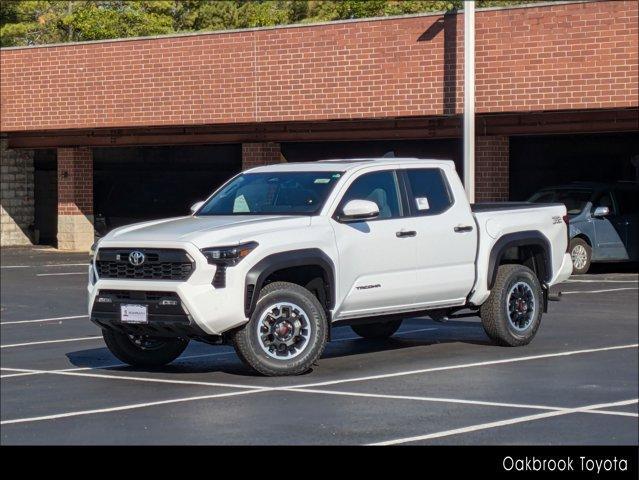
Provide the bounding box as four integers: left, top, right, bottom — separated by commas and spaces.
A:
404, 168, 453, 216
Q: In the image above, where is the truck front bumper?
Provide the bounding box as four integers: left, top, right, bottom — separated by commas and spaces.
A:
87, 241, 249, 337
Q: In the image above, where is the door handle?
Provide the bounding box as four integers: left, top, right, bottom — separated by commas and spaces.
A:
396, 230, 417, 238
454, 225, 474, 233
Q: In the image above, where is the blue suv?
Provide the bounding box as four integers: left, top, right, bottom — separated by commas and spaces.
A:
528, 182, 638, 274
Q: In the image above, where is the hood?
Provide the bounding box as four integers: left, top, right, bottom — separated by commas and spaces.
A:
103, 215, 311, 247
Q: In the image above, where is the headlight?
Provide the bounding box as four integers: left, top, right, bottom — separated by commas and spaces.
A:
201, 242, 258, 267
89, 241, 99, 263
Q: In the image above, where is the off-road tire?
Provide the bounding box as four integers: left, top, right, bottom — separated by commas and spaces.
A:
569, 237, 591, 274
102, 329, 189, 367
350, 319, 402, 339
231, 281, 328, 376
480, 264, 543, 347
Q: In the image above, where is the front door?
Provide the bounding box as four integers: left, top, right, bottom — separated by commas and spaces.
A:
330, 169, 418, 318
591, 191, 628, 261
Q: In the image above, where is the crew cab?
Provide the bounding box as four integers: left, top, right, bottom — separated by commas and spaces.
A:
88, 158, 573, 376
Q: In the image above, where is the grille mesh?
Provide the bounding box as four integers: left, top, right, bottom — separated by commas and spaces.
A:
96, 249, 194, 281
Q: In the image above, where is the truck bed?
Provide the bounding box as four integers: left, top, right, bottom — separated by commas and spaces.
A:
471, 202, 564, 213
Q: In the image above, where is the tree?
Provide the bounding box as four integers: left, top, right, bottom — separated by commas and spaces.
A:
1, 0, 535, 47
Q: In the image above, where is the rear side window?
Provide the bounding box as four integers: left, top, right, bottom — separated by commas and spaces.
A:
614, 187, 639, 215
405, 169, 453, 216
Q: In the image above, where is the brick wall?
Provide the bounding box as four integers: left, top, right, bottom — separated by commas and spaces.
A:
57, 147, 93, 216
475, 136, 509, 202
242, 142, 283, 169
1, 1, 636, 132
0, 138, 34, 245
56, 147, 93, 250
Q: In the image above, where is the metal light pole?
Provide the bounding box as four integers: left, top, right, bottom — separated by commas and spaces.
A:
463, 0, 475, 203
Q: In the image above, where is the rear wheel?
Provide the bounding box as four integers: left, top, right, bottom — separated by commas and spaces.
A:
570, 237, 591, 274
102, 329, 189, 367
480, 264, 542, 347
350, 319, 402, 339
232, 281, 328, 376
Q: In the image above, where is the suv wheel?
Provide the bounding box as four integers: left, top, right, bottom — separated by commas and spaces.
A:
102, 329, 189, 367
232, 281, 328, 376
480, 264, 543, 347
350, 319, 402, 339
570, 237, 591, 274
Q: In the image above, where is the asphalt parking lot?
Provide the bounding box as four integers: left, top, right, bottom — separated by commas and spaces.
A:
1, 247, 637, 445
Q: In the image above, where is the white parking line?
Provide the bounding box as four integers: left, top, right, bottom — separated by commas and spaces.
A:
36, 272, 86, 277
0, 367, 264, 390
1, 315, 88, 326
1, 344, 636, 425
0, 388, 269, 425
289, 388, 638, 418
561, 287, 637, 294
0, 350, 237, 379
368, 398, 638, 445
0, 336, 102, 349
1, 263, 88, 269
565, 279, 638, 283
287, 343, 639, 390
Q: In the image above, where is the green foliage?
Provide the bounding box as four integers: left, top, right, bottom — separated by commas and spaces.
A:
1, 0, 535, 47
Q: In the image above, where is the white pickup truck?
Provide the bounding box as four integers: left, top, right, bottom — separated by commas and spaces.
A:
88, 158, 573, 376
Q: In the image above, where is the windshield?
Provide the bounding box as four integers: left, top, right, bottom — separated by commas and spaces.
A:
528, 188, 593, 215
197, 171, 343, 216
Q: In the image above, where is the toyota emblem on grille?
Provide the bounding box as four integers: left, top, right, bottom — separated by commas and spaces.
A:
128, 251, 145, 266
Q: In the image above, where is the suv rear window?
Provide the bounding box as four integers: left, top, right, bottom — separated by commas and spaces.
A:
529, 189, 592, 215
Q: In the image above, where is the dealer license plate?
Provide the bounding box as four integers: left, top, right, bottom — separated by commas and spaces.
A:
120, 304, 148, 324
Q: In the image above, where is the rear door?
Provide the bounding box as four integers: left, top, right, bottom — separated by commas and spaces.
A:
402, 167, 478, 306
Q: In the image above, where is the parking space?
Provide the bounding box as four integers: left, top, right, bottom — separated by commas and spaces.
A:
1, 248, 637, 445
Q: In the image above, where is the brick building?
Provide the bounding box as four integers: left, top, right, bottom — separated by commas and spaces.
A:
1, 0, 637, 250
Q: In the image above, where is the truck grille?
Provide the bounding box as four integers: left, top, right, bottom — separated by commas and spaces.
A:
96, 248, 194, 281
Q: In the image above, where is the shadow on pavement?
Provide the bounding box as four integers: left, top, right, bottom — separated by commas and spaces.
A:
65, 320, 489, 377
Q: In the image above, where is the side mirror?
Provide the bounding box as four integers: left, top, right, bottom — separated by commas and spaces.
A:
339, 199, 379, 222
592, 206, 610, 218
190, 201, 205, 214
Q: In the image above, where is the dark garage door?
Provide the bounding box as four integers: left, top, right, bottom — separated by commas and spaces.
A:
281, 139, 462, 170
93, 145, 241, 235
510, 133, 639, 200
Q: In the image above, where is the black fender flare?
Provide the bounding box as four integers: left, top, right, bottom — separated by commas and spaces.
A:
244, 249, 336, 317
487, 230, 552, 290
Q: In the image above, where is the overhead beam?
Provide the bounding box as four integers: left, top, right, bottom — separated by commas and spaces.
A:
5, 108, 638, 149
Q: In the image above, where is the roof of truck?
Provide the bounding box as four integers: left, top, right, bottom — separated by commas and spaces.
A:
247, 158, 456, 173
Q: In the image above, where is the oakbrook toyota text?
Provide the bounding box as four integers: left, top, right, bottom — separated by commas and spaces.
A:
503, 456, 629, 473
88, 158, 573, 376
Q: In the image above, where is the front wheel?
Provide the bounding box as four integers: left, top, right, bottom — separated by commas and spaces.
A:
102, 329, 189, 367
231, 281, 328, 376
480, 264, 543, 347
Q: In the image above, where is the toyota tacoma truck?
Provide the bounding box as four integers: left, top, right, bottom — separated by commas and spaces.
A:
88, 158, 573, 376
